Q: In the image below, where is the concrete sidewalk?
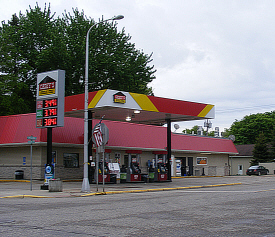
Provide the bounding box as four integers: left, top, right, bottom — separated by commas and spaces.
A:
0, 176, 242, 198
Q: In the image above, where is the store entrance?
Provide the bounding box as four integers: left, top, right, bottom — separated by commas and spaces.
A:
177, 157, 194, 176
180, 157, 186, 176
188, 157, 194, 176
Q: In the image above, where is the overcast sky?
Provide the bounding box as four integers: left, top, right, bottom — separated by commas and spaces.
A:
1, 0, 275, 133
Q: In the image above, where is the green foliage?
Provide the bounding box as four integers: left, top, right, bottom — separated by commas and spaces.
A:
220, 128, 230, 138
228, 111, 275, 145
182, 125, 199, 135
269, 129, 275, 162
207, 131, 215, 137
182, 125, 215, 137
251, 132, 270, 165
0, 4, 156, 115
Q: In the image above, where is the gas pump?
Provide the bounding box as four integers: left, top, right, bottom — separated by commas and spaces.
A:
98, 161, 110, 183
126, 153, 142, 182
89, 161, 96, 183
155, 154, 168, 181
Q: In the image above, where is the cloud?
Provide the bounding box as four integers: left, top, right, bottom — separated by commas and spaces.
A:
2, 0, 275, 132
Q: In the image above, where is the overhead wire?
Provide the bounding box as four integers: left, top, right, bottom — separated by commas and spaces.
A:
216, 104, 275, 114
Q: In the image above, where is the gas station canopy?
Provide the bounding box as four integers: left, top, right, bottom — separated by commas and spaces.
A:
65, 89, 215, 125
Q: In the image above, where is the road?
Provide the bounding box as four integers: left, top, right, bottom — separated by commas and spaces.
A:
1, 176, 275, 236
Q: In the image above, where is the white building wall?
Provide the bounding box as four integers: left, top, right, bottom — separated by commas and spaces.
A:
0, 144, 232, 179
230, 157, 252, 175
171, 153, 230, 177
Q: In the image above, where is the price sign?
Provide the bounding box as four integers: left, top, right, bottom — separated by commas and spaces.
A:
36, 70, 65, 128
36, 98, 59, 128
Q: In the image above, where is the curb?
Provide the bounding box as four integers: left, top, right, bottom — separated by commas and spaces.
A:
172, 176, 223, 179
80, 183, 242, 197
0, 180, 30, 183
0, 195, 52, 199
0, 182, 242, 199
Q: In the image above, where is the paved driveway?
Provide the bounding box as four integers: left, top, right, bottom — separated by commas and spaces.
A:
1, 175, 275, 236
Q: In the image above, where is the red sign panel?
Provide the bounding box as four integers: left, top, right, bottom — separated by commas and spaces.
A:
36, 98, 58, 128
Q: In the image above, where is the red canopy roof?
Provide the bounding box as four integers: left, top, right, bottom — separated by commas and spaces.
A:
64, 89, 215, 125
0, 113, 237, 154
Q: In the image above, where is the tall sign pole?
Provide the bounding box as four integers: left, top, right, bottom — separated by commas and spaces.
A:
36, 70, 65, 188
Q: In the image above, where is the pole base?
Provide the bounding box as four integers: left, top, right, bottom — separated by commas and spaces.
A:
40, 184, 49, 190
81, 177, 90, 192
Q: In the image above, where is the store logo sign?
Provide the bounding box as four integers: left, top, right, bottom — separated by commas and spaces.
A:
113, 92, 126, 104
38, 76, 56, 96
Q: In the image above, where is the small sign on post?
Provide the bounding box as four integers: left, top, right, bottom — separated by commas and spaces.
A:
23, 157, 26, 165
27, 136, 37, 143
27, 136, 36, 191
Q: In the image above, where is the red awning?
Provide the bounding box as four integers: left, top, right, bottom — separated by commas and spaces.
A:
0, 113, 238, 155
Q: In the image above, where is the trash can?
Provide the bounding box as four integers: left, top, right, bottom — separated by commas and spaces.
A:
149, 172, 155, 182
120, 173, 127, 183
15, 170, 24, 180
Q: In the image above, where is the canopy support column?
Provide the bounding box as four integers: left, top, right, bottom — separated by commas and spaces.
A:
166, 118, 172, 181
88, 111, 93, 182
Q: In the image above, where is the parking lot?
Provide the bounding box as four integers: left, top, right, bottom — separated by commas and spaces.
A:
1, 175, 275, 236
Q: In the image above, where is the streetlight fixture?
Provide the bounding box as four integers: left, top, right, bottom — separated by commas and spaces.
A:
82, 15, 124, 192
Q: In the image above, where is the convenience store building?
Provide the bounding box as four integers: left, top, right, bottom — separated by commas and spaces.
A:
0, 89, 238, 180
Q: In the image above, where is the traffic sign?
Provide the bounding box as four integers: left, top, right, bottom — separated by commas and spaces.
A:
27, 136, 37, 140
92, 123, 109, 146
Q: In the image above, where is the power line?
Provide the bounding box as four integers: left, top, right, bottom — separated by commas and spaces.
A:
216, 104, 275, 114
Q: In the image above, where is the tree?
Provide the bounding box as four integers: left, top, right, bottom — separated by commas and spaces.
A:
251, 132, 270, 165
228, 111, 275, 144
269, 128, 275, 162
0, 4, 156, 116
182, 125, 215, 136
182, 125, 200, 135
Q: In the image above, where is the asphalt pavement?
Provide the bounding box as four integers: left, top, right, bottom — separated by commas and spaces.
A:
0, 176, 245, 198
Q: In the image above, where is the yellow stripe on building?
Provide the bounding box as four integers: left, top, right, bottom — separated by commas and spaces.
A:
198, 104, 214, 117
130, 92, 159, 112
88, 89, 107, 108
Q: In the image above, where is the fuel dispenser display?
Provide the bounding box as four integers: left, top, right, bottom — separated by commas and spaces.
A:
98, 161, 110, 183
157, 162, 168, 181
126, 154, 142, 182
154, 153, 168, 182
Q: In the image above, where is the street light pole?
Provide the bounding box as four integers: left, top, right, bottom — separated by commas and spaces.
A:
82, 15, 124, 192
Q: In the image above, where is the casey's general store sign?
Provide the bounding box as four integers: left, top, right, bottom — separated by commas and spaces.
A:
113, 92, 126, 104
36, 70, 65, 128
38, 76, 56, 96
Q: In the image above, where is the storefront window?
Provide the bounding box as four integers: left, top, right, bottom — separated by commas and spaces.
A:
63, 153, 79, 168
